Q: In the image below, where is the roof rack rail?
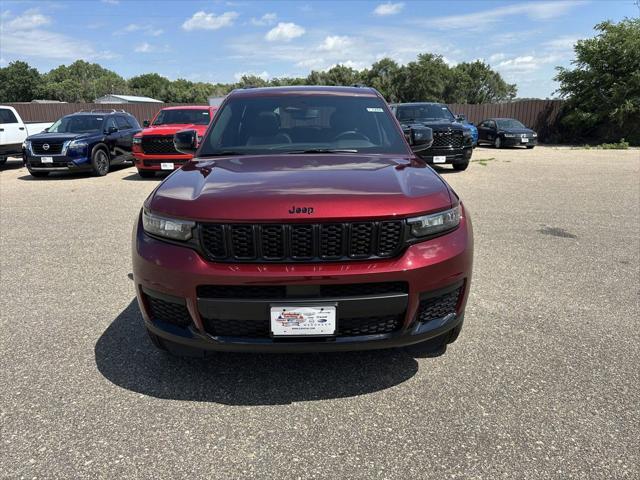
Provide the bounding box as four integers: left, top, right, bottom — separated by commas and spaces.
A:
351, 83, 368, 88
76, 108, 128, 114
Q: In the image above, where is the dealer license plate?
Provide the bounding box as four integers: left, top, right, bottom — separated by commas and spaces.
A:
433, 155, 447, 163
40, 156, 53, 163
270, 305, 337, 336
160, 162, 174, 170
521, 137, 529, 143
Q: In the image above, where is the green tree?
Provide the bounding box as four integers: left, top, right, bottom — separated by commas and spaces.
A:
128, 73, 171, 100
396, 54, 450, 102
555, 18, 640, 144
445, 61, 516, 103
0, 61, 42, 102
306, 65, 363, 86
363, 58, 403, 102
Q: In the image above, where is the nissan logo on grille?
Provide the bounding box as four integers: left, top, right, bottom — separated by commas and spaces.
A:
43, 144, 50, 150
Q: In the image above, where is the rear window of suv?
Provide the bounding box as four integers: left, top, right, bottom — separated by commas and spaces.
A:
200, 94, 407, 156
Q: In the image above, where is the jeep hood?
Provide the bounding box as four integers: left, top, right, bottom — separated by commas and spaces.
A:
27, 132, 94, 142
147, 154, 453, 222
142, 124, 209, 136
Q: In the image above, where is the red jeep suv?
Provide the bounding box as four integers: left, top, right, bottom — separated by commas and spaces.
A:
132, 105, 216, 177
132, 86, 473, 356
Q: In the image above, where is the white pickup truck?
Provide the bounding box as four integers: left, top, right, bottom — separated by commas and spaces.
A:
0, 106, 52, 166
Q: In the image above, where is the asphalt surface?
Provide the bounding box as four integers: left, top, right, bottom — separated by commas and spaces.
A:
1, 146, 639, 479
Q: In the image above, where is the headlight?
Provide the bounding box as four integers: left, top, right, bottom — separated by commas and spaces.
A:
408, 205, 461, 237
504, 133, 516, 138
142, 209, 195, 241
22, 140, 30, 150
463, 129, 471, 137
68, 140, 88, 150
532, 133, 538, 137
133, 137, 142, 144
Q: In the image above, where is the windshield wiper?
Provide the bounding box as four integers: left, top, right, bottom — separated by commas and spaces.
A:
286, 148, 358, 154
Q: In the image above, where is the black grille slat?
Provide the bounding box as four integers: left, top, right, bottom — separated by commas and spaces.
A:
197, 282, 408, 299
147, 297, 191, 327
338, 315, 402, 336
417, 288, 461, 323
230, 225, 256, 259
204, 318, 269, 337
32, 142, 64, 155
141, 135, 180, 155
199, 221, 404, 263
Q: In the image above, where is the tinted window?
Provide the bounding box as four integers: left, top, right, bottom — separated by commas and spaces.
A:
497, 119, 526, 129
153, 109, 211, 126
200, 94, 407, 156
116, 116, 130, 129
0, 108, 18, 124
48, 115, 104, 134
395, 104, 455, 122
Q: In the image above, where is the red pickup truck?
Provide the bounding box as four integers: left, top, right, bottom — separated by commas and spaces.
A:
132, 105, 217, 177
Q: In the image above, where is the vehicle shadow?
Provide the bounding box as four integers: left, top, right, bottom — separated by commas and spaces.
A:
95, 299, 420, 405
121, 172, 170, 181
17, 163, 134, 181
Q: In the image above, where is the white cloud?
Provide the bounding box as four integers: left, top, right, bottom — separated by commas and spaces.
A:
265, 22, 305, 42
6, 8, 50, 29
0, 28, 114, 60
135, 42, 151, 53
543, 36, 579, 52
489, 52, 507, 62
234, 70, 270, 81
101, 0, 120, 4
251, 13, 277, 26
182, 11, 238, 31
115, 23, 163, 36
373, 2, 404, 16
421, 1, 584, 30
318, 35, 353, 52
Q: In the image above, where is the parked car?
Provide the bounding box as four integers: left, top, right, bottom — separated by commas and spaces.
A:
390, 102, 474, 171
23, 110, 142, 177
132, 85, 473, 357
455, 114, 478, 146
0, 106, 51, 166
477, 117, 538, 149
132, 106, 217, 178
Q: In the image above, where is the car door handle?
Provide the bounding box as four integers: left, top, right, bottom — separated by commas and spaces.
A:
19, 127, 25, 130
0, 128, 4, 131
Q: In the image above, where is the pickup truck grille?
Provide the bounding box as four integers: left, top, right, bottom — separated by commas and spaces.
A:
431, 131, 464, 149
141, 135, 180, 155
31, 141, 64, 155
199, 221, 405, 263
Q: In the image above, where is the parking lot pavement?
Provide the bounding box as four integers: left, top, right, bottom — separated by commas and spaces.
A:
1, 146, 639, 479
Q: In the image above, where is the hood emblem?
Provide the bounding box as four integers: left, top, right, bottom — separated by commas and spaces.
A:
289, 206, 314, 215
43, 144, 50, 150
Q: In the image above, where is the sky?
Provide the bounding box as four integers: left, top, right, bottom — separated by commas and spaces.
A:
0, 0, 637, 98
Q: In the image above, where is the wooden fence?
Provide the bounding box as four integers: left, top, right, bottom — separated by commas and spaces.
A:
6, 99, 564, 142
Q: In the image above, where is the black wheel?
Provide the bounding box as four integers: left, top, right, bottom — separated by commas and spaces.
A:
137, 169, 156, 178
29, 170, 49, 178
91, 148, 110, 176
0, 156, 7, 166
494, 136, 502, 149
526, 145, 535, 149
452, 160, 469, 171
146, 327, 167, 351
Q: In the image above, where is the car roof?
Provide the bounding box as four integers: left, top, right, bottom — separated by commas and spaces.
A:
160, 105, 214, 111
389, 102, 445, 107
229, 85, 379, 98
67, 111, 134, 117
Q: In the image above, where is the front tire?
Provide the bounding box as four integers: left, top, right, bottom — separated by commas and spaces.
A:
146, 328, 167, 351
0, 156, 7, 166
526, 145, 535, 149
452, 160, 469, 171
137, 169, 155, 178
494, 136, 502, 149
91, 149, 110, 176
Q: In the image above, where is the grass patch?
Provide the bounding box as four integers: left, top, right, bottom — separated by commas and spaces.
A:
573, 139, 630, 150
471, 157, 496, 166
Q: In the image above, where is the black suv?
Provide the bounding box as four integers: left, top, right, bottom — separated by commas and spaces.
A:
23, 110, 142, 177
391, 103, 473, 171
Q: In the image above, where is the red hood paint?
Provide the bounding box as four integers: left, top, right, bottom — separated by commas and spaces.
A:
147, 154, 453, 222
138, 123, 210, 136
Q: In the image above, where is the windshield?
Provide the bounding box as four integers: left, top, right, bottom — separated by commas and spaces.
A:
48, 115, 104, 134
199, 95, 406, 156
395, 104, 454, 122
153, 109, 211, 125
497, 119, 526, 129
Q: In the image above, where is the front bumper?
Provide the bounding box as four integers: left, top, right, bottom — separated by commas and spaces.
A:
132, 208, 473, 353
133, 152, 191, 171
25, 154, 92, 172
418, 146, 473, 164
0, 143, 23, 156
502, 136, 538, 147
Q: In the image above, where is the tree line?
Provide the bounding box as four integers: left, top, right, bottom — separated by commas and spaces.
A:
0, 54, 517, 105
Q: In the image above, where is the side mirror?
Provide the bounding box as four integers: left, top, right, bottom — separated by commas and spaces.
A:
143, 120, 150, 127
42, 128, 49, 132
106, 126, 118, 134
174, 129, 198, 156
403, 125, 433, 152
456, 115, 466, 122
